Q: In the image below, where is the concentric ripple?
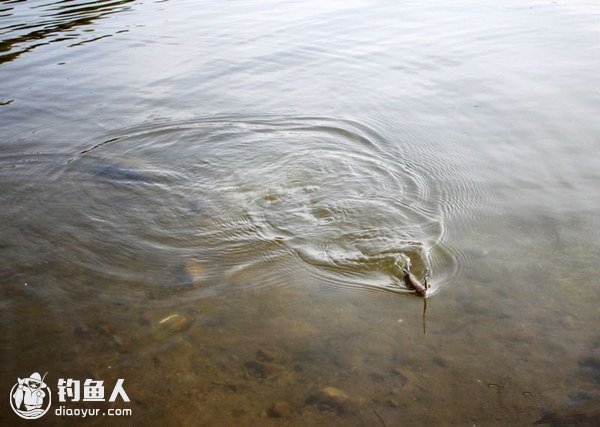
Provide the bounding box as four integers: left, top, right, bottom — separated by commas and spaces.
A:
1, 116, 466, 300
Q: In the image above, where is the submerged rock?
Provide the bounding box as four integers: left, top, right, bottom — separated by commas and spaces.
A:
243, 347, 297, 383
243, 360, 281, 379
158, 314, 190, 330
306, 386, 355, 414
150, 314, 191, 341
267, 401, 292, 418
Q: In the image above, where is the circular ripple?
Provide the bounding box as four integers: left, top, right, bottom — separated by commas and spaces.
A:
2, 115, 465, 300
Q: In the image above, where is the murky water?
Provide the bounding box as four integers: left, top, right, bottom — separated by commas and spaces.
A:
2, 0, 600, 425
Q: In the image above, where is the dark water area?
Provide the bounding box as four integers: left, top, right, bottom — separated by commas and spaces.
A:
1, 0, 600, 425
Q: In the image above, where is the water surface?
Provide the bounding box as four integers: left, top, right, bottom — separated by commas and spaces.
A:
1, 0, 600, 425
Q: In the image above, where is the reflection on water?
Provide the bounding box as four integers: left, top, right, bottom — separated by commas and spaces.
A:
1, 0, 600, 425
0, 0, 135, 64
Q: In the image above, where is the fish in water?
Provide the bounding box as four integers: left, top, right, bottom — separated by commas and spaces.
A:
401, 267, 428, 297
89, 163, 156, 182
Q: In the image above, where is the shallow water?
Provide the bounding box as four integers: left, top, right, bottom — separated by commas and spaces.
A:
1, 0, 600, 425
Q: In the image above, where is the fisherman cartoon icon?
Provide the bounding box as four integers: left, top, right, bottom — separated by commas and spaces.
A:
9, 372, 52, 419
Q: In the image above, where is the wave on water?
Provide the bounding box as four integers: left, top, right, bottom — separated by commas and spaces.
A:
0, 115, 471, 300
0, 0, 135, 64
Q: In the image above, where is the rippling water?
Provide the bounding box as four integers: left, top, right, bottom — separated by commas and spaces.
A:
1, 0, 600, 425
0, 0, 135, 64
